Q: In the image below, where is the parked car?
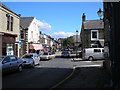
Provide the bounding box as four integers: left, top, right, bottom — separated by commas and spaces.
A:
40, 52, 55, 60
61, 51, 71, 57
0, 55, 23, 73
21, 53, 40, 67
83, 48, 105, 61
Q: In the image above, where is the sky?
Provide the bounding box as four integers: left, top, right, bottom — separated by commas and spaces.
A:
3, 2, 103, 39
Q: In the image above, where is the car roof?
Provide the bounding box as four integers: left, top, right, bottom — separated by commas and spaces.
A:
23, 53, 37, 55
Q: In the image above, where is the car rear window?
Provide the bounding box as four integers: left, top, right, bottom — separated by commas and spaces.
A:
22, 55, 33, 58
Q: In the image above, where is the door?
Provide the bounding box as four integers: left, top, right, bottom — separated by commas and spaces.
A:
10, 56, 19, 71
2, 56, 11, 72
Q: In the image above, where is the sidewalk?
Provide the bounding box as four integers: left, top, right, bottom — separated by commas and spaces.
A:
59, 66, 112, 88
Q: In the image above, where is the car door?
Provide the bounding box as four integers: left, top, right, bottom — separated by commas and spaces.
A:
2, 56, 11, 72
10, 56, 19, 71
93, 49, 101, 59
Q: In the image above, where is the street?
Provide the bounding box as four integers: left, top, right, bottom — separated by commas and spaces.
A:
2, 53, 108, 89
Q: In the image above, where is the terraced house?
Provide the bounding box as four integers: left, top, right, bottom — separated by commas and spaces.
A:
0, 2, 20, 56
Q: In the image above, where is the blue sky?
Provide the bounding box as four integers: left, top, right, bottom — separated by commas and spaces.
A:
3, 2, 103, 39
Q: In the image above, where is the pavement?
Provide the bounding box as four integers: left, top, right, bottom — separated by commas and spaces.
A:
55, 52, 113, 89
58, 58, 113, 89
58, 67, 112, 89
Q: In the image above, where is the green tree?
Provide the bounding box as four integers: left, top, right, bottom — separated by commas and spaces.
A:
62, 36, 75, 49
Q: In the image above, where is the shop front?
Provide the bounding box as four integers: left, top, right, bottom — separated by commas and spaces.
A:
1, 32, 17, 56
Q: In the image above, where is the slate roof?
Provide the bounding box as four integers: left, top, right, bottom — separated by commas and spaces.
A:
0, 2, 19, 16
20, 17, 35, 29
83, 19, 104, 29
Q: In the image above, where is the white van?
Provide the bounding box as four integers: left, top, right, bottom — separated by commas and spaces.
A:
83, 48, 105, 61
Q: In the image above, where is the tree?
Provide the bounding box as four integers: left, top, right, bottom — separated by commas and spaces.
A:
61, 36, 75, 49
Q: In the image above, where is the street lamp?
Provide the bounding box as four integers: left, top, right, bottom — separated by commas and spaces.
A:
76, 30, 78, 58
97, 8, 103, 19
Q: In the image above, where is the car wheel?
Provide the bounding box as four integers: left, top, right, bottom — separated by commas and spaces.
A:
31, 62, 35, 68
88, 56, 94, 61
18, 65, 23, 72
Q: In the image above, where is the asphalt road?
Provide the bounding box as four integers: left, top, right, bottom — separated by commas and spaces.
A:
2, 54, 105, 89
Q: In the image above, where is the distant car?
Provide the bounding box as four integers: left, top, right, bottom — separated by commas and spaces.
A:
40, 52, 55, 60
0, 55, 23, 73
21, 53, 40, 67
83, 48, 105, 61
61, 51, 71, 57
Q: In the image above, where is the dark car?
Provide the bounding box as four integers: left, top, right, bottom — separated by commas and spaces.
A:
0, 55, 24, 73
61, 51, 71, 57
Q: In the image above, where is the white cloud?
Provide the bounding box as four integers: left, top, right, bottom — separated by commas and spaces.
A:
36, 20, 52, 31
51, 32, 75, 39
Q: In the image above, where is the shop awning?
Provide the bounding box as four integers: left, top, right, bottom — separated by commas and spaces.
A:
29, 44, 43, 50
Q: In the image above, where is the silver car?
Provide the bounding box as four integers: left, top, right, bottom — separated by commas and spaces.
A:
21, 53, 40, 67
0, 55, 23, 73
40, 52, 55, 60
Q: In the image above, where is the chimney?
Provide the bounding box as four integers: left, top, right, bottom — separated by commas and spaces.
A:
82, 13, 86, 21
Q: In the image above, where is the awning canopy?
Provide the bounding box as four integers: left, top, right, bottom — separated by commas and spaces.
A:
29, 44, 43, 50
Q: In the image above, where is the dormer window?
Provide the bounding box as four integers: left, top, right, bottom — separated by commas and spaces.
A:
91, 30, 99, 40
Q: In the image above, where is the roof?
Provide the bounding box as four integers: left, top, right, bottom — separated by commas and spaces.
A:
83, 19, 104, 29
20, 17, 35, 29
0, 2, 20, 17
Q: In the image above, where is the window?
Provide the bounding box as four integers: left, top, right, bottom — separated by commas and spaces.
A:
10, 56, 17, 61
11, 17, 13, 31
102, 49, 104, 52
7, 16, 10, 30
94, 49, 101, 52
20, 30, 24, 39
91, 44, 98, 48
91, 30, 99, 40
3, 56, 10, 63
6, 16, 13, 31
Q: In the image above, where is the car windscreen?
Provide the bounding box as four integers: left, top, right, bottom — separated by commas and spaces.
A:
22, 55, 33, 58
43, 53, 49, 55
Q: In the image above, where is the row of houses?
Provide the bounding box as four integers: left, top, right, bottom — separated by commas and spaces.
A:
0, 2, 59, 57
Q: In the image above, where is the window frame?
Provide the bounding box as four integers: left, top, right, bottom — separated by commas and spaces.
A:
91, 30, 99, 41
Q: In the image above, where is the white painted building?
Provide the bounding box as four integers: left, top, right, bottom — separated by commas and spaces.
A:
20, 17, 42, 53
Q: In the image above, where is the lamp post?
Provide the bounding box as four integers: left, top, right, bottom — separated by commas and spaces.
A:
97, 8, 103, 19
76, 30, 78, 58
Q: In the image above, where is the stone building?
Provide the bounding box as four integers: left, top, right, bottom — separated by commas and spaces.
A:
0, 2, 20, 56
